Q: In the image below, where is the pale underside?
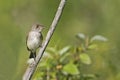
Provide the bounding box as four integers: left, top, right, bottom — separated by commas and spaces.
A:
27, 31, 42, 52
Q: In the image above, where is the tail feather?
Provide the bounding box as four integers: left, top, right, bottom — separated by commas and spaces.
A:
29, 51, 36, 60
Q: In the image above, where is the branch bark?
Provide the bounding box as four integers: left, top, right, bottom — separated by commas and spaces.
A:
23, 0, 66, 80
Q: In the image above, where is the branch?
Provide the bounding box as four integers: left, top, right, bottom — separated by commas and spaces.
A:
23, 0, 66, 80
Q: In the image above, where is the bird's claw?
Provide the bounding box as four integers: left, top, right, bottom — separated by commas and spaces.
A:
27, 58, 36, 67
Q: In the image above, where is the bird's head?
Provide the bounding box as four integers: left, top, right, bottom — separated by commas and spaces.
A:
32, 24, 45, 32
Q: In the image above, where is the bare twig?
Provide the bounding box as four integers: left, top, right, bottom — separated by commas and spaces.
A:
23, 0, 66, 80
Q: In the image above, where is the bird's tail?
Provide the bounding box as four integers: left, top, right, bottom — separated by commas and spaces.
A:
29, 51, 36, 60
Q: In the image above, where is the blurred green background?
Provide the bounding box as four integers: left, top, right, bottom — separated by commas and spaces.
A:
0, 0, 120, 80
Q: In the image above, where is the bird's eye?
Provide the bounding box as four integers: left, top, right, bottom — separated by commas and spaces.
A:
36, 24, 39, 28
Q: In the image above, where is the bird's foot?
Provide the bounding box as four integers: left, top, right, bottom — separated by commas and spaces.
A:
27, 58, 36, 67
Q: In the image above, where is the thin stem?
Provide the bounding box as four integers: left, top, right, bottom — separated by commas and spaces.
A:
23, 0, 67, 80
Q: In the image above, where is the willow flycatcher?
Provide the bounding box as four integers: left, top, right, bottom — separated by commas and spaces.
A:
26, 24, 44, 64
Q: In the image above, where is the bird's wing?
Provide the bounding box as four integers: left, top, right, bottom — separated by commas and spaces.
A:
39, 33, 43, 47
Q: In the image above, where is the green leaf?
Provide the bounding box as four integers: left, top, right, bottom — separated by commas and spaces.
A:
91, 35, 108, 42
58, 46, 71, 55
79, 53, 91, 65
76, 33, 86, 40
88, 44, 97, 49
34, 71, 44, 80
46, 47, 58, 54
59, 52, 70, 63
62, 62, 79, 75
83, 74, 96, 79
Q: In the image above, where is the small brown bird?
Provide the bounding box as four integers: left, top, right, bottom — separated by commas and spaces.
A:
26, 24, 44, 64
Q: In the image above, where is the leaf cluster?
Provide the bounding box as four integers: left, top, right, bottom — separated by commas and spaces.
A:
33, 33, 107, 80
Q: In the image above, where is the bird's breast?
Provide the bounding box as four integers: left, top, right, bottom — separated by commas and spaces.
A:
27, 31, 41, 50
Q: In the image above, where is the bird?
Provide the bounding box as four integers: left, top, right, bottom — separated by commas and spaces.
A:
26, 24, 44, 64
